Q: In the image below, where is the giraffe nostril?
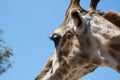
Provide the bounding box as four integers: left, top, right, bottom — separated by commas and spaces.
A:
50, 33, 61, 46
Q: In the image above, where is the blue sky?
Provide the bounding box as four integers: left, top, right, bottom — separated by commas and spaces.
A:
0, 0, 120, 80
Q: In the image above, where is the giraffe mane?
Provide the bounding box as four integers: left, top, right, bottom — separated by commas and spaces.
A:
101, 11, 120, 28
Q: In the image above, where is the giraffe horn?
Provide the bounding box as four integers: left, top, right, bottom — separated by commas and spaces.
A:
70, 0, 80, 6
89, 0, 100, 11
70, 0, 85, 11
66, 0, 85, 16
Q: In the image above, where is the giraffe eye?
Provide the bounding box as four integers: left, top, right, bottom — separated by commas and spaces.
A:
50, 33, 61, 46
66, 30, 74, 39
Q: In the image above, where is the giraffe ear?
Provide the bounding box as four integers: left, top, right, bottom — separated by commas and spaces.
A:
71, 9, 82, 28
70, 9, 84, 30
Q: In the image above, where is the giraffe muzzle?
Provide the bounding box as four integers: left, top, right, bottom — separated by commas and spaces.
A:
50, 33, 61, 46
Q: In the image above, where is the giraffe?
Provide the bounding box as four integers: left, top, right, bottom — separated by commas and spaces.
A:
35, 0, 120, 80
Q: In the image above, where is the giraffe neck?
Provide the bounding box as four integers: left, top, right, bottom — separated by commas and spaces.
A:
87, 14, 120, 72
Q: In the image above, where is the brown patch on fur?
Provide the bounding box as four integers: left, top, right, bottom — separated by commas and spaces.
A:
116, 64, 120, 73
109, 44, 120, 51
83, 72, 88, 76
53, 61, 70, 79
102, 33, 112, 39
56, 72, 63, 79
108, 49, 116, 58
108, 48, 120, 65
53, 73, 61, 80
83, 64, 92, 69
80, 53, 90, 61
60, 38, 73, 57
83, 64, 97, 75
92, 57, 102, 65
61, 67, 69, 75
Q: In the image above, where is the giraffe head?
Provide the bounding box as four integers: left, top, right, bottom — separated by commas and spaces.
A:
50, 0, 100, 46
36, 0, 120, 80
35, 0, 101, 80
